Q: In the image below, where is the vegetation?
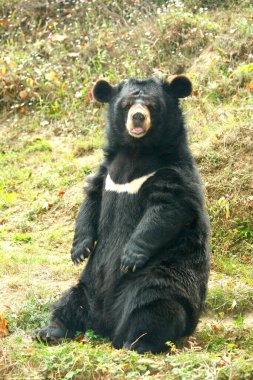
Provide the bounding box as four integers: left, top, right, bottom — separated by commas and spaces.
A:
0, 0, 252, 379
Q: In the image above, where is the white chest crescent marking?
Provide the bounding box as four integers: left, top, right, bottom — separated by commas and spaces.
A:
105, 172, 156, 194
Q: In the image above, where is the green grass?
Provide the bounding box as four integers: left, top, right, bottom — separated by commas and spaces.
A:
0, 0, 253, 379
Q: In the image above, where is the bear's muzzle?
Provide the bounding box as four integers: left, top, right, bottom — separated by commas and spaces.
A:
126, 103, 151, 138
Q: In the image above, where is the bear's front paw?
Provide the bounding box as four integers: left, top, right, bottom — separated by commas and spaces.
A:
120, 245, 148, 273
71, 237, 94, 265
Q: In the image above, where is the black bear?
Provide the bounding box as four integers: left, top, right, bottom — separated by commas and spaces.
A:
37, 76, 210, 354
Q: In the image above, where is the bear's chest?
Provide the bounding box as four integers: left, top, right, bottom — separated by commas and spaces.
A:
99, 171, 154, 235
97, 165, 156, 247
96, 151, 160, 247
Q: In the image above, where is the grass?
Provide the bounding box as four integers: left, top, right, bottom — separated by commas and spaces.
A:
0, 0, 253, 379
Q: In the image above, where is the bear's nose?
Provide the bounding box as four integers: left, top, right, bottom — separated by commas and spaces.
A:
132, 112, 145, 123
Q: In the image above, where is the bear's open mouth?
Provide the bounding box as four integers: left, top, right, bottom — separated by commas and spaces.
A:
130, 127, 145, 136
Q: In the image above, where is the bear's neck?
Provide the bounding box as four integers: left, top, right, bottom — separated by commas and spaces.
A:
106, 141, 193, 184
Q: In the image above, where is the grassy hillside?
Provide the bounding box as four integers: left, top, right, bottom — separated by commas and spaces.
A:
0, 0, 252, 379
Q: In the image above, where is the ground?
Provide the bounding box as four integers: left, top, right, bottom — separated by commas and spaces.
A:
0, 0, 252, 379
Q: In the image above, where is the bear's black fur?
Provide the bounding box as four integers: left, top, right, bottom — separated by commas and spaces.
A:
37, 76, 210, 353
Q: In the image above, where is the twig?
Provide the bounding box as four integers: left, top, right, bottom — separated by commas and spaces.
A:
130, 333, 147, 350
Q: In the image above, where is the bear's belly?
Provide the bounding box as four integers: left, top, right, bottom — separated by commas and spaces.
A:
92, 190, 144, 273
81, 190, 145, 332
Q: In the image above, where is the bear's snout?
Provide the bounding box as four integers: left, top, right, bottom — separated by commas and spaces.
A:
126, 103, 151, 138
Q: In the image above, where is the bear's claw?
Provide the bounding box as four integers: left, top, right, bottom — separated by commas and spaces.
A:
120, 249, 147, 273
71, 237, 94, 265
120, 265, 129, 273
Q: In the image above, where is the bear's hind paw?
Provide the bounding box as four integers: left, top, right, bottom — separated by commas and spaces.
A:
34, 325, 71, 344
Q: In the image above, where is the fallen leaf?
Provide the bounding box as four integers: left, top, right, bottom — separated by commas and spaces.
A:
0, 18, 9, 28
19, 106, 26, 115
241, 255, 250, 263
0, 315, 9, 336
28, 78, 34, 87
58, 189, 65, 197
211, 322, 222, 331
19, 90, 28, 100
27, 348, 35, 355
45, 72, 60, 85
42, 202, 54, 210
245, 81, 253, 92
209, 57, 218, 65
75, 335, 88, 343
84, 90, 93, 105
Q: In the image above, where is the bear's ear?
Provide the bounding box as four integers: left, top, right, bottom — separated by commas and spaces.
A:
93, 80, 113, 103
169, 75, 192, 98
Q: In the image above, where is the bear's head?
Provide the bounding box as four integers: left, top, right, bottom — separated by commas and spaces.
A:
93, 76, 192, 149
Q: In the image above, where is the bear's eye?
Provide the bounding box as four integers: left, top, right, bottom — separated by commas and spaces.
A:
147, 103, 158, 112
122, 102, 132, 111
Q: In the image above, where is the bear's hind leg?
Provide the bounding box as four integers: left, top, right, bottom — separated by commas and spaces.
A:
118, 299, 190, 354
36, 282, 90, 343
